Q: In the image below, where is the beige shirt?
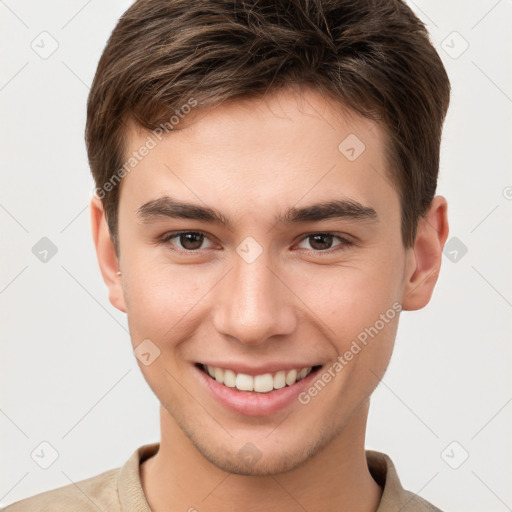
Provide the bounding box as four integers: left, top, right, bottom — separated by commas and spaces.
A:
2, 443, 443, 511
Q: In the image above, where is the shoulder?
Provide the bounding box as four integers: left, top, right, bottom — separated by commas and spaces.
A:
366, 450, 445, 512
1, 467, 121, 512
1, 443, 158, 512
400, 489, 444, 511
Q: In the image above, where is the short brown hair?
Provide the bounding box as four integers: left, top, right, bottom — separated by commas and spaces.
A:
86, 0, 450, 251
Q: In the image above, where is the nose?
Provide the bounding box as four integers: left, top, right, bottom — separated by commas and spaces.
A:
212, 248, 297, 346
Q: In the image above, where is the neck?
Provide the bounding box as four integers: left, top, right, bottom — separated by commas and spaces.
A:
141, 401, 382, 512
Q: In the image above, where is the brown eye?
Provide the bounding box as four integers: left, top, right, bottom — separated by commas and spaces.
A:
296, 232, 352, 253
308, 234, 335, 251
162, 231, 213, 252
178, 232, 204, 250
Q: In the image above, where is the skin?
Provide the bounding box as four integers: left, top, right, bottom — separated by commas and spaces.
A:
91, 86, 449, 512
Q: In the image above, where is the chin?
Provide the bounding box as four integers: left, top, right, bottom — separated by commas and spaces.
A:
182, 420, 335, 477
199, 445, 311, 476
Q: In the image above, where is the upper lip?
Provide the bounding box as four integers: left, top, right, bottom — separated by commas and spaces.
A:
197, 361, 322, 375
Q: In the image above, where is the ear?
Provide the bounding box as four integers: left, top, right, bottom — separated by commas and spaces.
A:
401, 195, 449, 311
90, 195, 127, 313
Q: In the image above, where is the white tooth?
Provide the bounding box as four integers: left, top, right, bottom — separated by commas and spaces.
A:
208, 366, 313, 392
273, 370, 286, 389
254, 373, 274, 393
298, 367, 308, 380
223, 369, 236, 387
214, 367, 224, 384
235, 373, 254, 391
285, 369, 297, 386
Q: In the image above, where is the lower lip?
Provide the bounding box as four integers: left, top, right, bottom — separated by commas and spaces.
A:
195, 365, 321, 417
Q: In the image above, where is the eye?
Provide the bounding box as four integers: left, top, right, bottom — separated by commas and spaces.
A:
159, 230, 353, 255
161, 231, 214, 252
296, 232, 352, 252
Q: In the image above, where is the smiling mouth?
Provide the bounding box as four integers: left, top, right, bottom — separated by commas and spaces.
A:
196, 363, 323, 393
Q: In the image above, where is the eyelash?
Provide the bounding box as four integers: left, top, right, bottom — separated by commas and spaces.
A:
159, 230, 354, 256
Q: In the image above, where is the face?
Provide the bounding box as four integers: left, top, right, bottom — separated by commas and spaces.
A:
93, 86, 440, 476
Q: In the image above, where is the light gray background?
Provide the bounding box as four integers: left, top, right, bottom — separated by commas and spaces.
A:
1, 1, 511, 510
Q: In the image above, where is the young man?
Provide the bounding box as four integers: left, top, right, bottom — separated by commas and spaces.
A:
4, 0, 450, 510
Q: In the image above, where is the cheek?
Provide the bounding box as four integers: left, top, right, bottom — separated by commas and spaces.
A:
301, 259, 403, 338
294, 255, 403, 388
122, 261, 217, 347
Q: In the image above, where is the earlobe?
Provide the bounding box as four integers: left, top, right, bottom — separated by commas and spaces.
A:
90, 195, 127, 313
401, 196, 449, 311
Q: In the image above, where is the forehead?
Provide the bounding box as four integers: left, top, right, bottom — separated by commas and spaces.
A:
119, 87, 398, 224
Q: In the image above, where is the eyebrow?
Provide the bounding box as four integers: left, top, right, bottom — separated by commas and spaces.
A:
137, 196, 378, 228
